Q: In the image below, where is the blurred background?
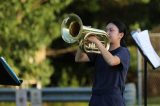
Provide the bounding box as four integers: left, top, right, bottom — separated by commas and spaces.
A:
0, 0, 160, 106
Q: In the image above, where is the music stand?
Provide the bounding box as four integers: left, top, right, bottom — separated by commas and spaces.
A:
131, 30, 160, 106
0, 57, 22, 86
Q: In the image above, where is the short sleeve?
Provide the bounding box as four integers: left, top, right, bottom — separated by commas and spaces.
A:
116, 48, 130, 71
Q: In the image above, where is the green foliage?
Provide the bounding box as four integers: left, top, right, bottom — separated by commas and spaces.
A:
49, 0, 160, 87
0, 0, 160, 88
0, 0, 73, 86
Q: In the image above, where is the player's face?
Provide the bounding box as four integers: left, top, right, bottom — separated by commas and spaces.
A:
105, 23, 123, 44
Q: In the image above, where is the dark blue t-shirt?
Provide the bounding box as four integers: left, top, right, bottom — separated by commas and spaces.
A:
88, 47, 130, 95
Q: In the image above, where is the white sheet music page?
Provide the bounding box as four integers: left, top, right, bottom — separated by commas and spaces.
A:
131, 30, 160, 69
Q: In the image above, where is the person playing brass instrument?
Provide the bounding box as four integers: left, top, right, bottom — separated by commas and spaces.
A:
75, 18, 130, 106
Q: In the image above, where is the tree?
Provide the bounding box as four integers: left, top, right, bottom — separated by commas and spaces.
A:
48, 0, 160, 87
0, 0, 73, 86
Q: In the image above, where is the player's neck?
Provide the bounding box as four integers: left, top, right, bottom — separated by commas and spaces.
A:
109, 43, 120, 51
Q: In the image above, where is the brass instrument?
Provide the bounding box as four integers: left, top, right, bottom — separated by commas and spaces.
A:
61, 13, 110, 54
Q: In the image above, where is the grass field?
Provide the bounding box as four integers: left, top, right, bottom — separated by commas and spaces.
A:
0, 97, 160, 106
1, 102, 160, 106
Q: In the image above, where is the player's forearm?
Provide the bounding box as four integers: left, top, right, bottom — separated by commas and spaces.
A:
96, 41, 120, 66
75, 48, 90, 62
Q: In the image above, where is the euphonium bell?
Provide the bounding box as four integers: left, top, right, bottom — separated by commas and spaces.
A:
61, 13, 110, 54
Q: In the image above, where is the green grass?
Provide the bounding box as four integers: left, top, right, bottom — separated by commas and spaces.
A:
43, 102, 88, 106
1, 97, 160, 106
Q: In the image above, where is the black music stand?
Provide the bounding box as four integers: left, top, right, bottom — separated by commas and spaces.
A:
0, 57, 22, 86
131, 30, 160, 106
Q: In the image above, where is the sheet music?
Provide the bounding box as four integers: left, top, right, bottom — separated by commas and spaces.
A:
131, 30, 160, 69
